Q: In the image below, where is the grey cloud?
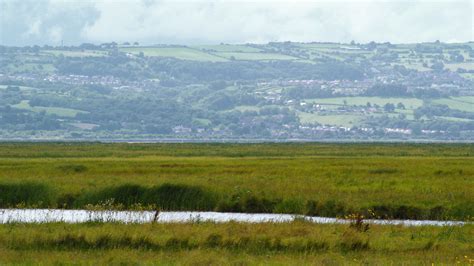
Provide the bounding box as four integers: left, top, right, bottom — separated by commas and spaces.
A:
0, 0, 99, 46
1, 0, 472, 46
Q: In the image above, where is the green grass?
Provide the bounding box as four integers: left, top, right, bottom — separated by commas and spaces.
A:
234, 105, 260, 112
11, 100, 88, 118
215, 52, 299, 61
432, 97, 474, 112
0, 222, 472, 264
396, 62, 432, 71
460, 73, 474, 80
120, 47, 228, 62
0, 143, 473, 220
306, 97, 424, 110
444, 62, 474, 71
297, 112, 364, 127
192, 44, 262, 52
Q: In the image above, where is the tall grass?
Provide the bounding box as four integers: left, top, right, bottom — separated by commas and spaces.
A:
0, 182, 472, 220
0, 142, 472, 158
0, 143, 472, 220
0, 182, 55, 208
75, 183, 218, 211
1, 222, 472, 264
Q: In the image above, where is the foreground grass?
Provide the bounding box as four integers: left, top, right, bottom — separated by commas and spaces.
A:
0, 222, 472, 265
0, 143, 473, 220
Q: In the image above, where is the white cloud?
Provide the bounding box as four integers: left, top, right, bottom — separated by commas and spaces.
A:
1, 0, 472, 45
48, 25, 63, 43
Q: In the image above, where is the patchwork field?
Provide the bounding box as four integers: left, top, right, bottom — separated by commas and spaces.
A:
306, 97, 424, 110
192, 44, 263, 52
297, 112, 363, 127
215, 51, 299, 61
11, 100, 88, 118
432, 97, 474, 112
120, 47, 228, 62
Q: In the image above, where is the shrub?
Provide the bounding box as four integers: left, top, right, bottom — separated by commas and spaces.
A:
274, 199, 305, 214
76, 184, 146, 208
143, 183, 217, 211
242, 196, 279, 213
57, 193, 78, 209
319, 200, 346, 217
0, 182, 56, 208
305, 200, 320, 216
394, 205, 424, 220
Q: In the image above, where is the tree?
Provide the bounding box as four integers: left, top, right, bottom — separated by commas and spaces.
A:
431, 61, 444, 71
384, 103, 395, 112
209, 80, 227, 90
451, 54, 464, 62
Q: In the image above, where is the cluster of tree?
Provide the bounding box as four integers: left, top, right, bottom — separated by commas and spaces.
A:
149, 58, 365, 82
0, 107, 61, 130
53, 54, 366, 83
414, 44, 443, 54
365, 115, 474, 136
414, 104, 474, 120
0, 86, 23, 105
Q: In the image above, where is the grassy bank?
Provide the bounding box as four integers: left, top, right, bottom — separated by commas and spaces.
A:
0, 143, 473, 220
0, 222, 472, 264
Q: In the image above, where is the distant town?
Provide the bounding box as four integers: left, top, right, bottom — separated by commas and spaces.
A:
1, 41, 473, 141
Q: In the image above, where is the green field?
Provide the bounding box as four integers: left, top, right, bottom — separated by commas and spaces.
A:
11, 100, 88, 118
215, 52, 299, 61
306, 97, 424, 110
0, 143, 473, 220
0, 222, 472, 265
234, 105, 260, 112
192, 44, 262, 52
432, 97, 474, 112
297, 112, 363, 127
461, 73, 474, 80
444, 62, 474, 71
120, 47, 228, 62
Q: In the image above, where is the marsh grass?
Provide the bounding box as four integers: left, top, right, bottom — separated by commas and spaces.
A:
0, 182, 472, 220
1, 222, 472, 264
0, 143, 473, 220
0, 182, 56, 208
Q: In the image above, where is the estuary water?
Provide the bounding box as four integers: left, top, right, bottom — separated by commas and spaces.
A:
0, 209, 468, 226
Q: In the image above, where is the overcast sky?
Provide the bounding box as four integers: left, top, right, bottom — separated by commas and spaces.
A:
0, 0, 472, 46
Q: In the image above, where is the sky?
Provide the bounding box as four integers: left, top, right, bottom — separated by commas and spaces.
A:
0, 0, 473, 46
